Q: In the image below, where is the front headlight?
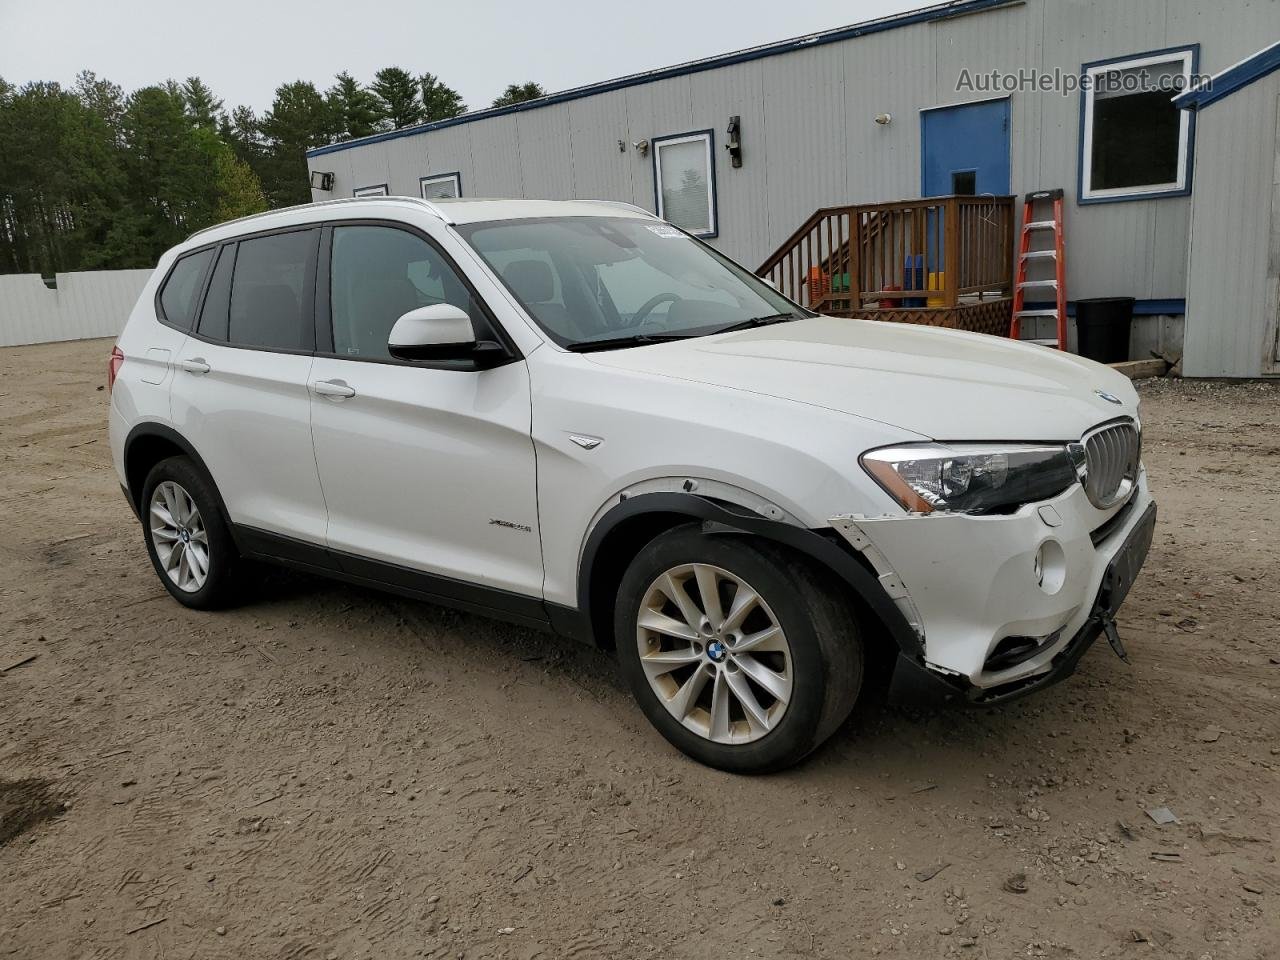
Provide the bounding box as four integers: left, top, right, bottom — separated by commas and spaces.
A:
861, 443, 1081, 514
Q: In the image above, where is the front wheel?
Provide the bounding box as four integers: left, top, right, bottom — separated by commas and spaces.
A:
614, 525, 863, 773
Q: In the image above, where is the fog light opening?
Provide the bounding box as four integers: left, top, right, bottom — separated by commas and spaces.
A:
1035, 539, 1067, 594
984, 628, 1064, 672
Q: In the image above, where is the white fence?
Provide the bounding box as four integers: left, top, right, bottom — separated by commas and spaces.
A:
0, 269, 153, 347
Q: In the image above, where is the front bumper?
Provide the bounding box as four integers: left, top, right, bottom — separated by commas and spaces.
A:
831, 472, 1156, 695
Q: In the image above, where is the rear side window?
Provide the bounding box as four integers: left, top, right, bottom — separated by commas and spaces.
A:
197, 244, 236, 342
157, 248, 214, 328
228, 230, 317, 351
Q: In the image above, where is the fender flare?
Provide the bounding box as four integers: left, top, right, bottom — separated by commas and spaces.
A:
122, 423, 235, 532
576, 492, 923, 659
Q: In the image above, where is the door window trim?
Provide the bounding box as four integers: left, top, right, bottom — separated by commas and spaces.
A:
314, 217, 522, 370
183, 224, 321, 357
651, 129, 718, 238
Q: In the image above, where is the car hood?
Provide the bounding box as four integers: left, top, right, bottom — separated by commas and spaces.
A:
582, 316, 1137, 441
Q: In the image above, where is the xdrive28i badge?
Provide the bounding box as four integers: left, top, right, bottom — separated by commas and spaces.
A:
1094, 389, 1123, 405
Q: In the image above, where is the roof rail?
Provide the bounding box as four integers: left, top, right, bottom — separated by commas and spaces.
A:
184, 195, 450, 242
587, 199, 657, 218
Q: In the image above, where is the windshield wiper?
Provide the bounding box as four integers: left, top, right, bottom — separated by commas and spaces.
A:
564, 333, 699, 353
713, 313, 803, 334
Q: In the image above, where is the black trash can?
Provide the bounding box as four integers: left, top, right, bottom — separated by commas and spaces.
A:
1075, 297, 1135, 364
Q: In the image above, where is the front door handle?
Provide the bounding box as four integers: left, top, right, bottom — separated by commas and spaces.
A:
179, 357, 210, 375
313, 379, 356, 400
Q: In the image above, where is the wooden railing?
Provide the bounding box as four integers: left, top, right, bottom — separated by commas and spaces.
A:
757, 195, 1016, 317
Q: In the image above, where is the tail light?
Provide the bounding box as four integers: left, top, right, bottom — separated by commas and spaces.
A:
107, 346, 124, 392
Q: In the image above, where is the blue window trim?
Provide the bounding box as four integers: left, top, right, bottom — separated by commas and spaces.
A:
1077, 44, 1199, 205
419, 171, 463, 199
1174, 40, 1280, 111
651, 129, 719, 239
352, 183, 389, 198
305, 0, 1017, 159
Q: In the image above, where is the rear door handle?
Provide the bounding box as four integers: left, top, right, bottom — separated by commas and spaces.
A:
179, 358, 210, 375
313, 379, 356, 399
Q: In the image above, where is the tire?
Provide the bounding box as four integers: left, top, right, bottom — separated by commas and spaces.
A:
140, 456, 240, 610
614, 524, 862, 773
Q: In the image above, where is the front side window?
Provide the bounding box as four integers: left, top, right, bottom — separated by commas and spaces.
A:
420, 172, 462, 199
653, 131, 717, 236
458, 216, 804, 349
1080, 47, 1197, 202
329, 224, 482, 360
227, 230, 317, 352
157, 248, 215, 328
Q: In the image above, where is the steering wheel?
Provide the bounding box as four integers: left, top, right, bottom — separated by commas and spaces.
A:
625, 292, 682, 327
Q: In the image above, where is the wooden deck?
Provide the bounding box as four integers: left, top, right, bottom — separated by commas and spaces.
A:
757, 195, 1017, 335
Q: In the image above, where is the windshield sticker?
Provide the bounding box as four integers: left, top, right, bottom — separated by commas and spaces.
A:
645, 224, 687, 239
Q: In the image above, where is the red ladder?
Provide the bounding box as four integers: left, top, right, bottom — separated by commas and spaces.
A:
1009, 189, 1067, 349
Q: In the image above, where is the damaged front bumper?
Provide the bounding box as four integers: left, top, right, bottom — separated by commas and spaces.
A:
830, 474, 1156, 704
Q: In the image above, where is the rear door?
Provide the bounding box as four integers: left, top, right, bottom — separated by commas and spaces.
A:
170, 228, 329, 548
308, 221, 543, 602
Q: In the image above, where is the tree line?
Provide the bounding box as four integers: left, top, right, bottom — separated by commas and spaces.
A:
0, 70, 548, 278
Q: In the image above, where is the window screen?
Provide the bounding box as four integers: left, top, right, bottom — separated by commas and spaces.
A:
197, 244, 235, 341
1082, 51, 1194, 200
329, 225, 480, 360
227, 230, 316, 352
655, 133, 715, 236
420, 174, 461, 199
158, 248, 214, 328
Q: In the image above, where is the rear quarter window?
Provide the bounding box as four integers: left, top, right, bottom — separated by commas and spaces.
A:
157, 248, 215, 329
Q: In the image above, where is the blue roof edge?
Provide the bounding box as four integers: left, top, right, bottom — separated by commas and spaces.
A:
306, 0, 1016, 159
1173, 40, 1280, 111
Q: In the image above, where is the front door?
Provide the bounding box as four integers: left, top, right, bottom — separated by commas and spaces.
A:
920, 98, 1011, 197
308, 222, 544, 603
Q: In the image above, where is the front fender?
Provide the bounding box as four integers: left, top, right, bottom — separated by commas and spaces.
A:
575, 492, 923, 660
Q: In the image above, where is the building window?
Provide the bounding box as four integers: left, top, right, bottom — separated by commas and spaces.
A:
653, 130, 717, 237
1079, 46, 1198, 203
353, 183, 389, 197
420, 172, 462, 199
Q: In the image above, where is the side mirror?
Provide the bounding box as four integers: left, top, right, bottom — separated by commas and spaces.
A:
387, 304, 507, 367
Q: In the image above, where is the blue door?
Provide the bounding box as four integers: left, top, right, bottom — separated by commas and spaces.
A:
921, 98, 1011, 197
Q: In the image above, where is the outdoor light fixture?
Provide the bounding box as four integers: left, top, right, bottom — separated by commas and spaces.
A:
633, 139, 649, 156
725, 115, 742, 167
310, 171, 335, 191
874, 113, 892, 125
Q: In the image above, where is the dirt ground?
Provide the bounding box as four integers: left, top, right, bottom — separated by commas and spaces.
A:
1, 338, 1277, 960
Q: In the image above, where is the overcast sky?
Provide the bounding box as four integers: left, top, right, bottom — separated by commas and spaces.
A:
0, 0, 920, 114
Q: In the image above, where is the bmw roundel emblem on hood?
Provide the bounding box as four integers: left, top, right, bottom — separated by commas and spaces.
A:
1094, 389, 1123, 405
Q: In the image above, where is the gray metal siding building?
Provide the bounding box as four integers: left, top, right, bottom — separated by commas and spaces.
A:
306, 0, 1280, 377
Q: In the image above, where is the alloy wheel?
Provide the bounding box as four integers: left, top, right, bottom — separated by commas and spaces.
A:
635, 563, 793, 744
149, 480, 210, 593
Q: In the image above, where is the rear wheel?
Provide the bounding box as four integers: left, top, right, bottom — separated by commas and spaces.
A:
141, 456, 240, 609
615, 525, 862, 773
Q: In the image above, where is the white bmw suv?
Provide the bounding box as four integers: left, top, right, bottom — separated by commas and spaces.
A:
108, 196, 1155, 772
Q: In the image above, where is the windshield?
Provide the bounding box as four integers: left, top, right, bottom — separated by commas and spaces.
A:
456, 216, 809, 349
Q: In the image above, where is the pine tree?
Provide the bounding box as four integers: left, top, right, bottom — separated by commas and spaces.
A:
371, 67, 424, 129
328, 71, 383, 140
420, 72, 466, 121
492, 82, 547, 108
